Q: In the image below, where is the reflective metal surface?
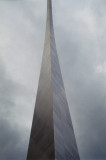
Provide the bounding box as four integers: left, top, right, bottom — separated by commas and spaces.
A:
27, 0, 80, 160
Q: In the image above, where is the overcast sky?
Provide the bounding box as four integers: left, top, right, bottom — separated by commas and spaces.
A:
0, 0, 106, 160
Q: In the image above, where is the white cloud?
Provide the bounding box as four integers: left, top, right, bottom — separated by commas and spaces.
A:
96, 62, 106, 74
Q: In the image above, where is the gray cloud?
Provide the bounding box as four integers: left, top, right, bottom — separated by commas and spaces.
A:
0, 0, 106, 159
0, 119, 27, 160
0, 60, 31, 160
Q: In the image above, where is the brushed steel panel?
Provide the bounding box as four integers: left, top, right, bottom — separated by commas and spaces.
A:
27, 0, 80, 160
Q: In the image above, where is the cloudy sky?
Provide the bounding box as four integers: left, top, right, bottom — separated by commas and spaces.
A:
0, 0, 106, 159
